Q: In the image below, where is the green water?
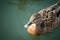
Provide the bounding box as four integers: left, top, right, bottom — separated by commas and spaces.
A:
0, 0, 60, 40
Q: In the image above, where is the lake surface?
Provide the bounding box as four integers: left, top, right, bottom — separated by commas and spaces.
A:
0, 0, 60, 40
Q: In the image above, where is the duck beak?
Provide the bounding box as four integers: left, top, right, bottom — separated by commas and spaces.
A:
24, 24, 28, 28
24, 21, 32, 28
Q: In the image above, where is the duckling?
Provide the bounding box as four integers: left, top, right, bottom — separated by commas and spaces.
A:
24, 1, 60, 35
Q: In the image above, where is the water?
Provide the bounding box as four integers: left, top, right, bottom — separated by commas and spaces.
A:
0, 0, 60, 40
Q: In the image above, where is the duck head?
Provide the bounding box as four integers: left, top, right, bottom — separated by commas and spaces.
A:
24, 13, 46, 35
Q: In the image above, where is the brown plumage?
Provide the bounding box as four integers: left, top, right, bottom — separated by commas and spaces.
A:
24, 1, 60, 35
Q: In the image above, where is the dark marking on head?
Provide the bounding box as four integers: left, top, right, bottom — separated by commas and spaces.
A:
28, 22, 32, 26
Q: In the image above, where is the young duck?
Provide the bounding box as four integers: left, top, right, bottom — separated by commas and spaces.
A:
24, 1, 60, 35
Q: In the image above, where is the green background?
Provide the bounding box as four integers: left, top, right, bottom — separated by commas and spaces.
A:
0, 0, 60, 40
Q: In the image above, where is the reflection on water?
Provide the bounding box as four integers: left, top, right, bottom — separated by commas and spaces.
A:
8, 0, 46, 10
8, 0, 28, 10
1, 0, 60, 40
